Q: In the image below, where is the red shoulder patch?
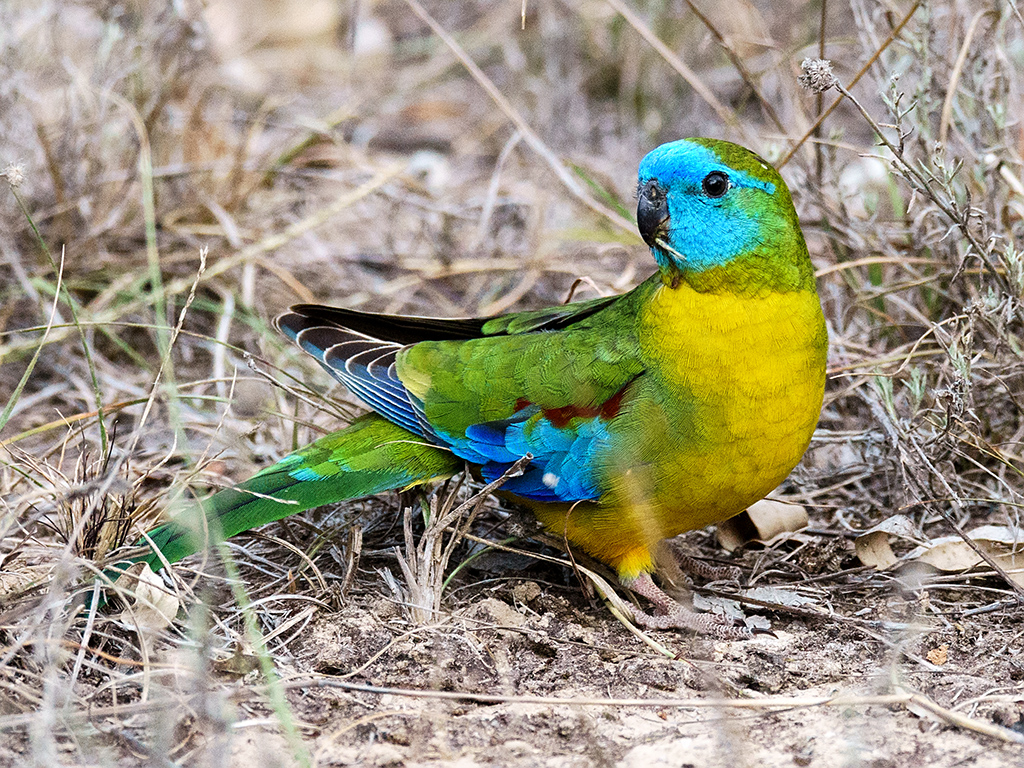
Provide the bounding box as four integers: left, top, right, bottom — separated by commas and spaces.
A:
540, 377, 636, 429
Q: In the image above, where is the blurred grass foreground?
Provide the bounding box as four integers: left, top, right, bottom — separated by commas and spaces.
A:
2, 0, 1024, 765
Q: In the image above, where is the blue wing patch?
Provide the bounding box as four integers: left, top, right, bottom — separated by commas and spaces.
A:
448, 408, 609, 502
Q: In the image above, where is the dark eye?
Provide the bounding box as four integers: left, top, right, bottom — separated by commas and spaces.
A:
702, 171, 729, 198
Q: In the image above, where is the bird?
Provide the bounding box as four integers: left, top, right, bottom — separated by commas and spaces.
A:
119, 138, 827, 637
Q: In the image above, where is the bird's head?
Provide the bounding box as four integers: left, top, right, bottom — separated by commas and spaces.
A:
637, 138, 812, 292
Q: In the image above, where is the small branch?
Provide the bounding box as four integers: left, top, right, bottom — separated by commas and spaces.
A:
909, 438, 1024, 603
779, 0, 922, 168
798, 57, 1014, 299
270, 679, 1024, 745
681, 0, 787, 136
603, 0, 745, 139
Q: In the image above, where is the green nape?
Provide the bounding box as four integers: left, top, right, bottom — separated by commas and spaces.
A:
131, 414, 461, 571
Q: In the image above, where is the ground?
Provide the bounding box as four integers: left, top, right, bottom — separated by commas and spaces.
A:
1, 0, 1024, 765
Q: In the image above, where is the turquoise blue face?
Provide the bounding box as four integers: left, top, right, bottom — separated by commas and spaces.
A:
637, 139, 777, 273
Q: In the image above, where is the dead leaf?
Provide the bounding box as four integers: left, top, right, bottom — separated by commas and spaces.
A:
903, 526, 1024, 587
742, 586, 820, 608
214, 643, 259, 677
926, 644, 949, 666
854, 515, 921, 570
914, 539, 982, 571
717, 498, 808, 552
692, 593, 746, 622
116, 562, 179, 633
855, 531, 898, 570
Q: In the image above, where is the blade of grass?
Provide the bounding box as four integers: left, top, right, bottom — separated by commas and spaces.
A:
0, 250, 65, 435
403, 0, 637, 237
603, 0, 746, 139
6, 179, 109, 455
106, 90, 185, 448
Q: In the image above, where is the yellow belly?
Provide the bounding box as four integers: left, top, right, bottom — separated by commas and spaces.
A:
532, 281, 827, 579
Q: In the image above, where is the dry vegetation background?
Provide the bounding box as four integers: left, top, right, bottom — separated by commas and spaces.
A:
2, 0, 1024, 765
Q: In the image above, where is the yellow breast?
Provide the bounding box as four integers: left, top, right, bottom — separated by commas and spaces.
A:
534, 279, 827, 579
641, 278, 826, 503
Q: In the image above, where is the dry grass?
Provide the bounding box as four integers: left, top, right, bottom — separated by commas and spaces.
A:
2, 0, 1024, 765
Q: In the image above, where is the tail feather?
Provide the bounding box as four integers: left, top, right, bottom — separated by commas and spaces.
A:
128, 414, 460, 573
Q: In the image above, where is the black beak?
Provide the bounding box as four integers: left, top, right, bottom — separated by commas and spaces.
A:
637, 180, 669, 248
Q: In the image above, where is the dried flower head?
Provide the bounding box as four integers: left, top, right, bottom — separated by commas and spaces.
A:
3, 163, 25, 188
799, 58, 838, 94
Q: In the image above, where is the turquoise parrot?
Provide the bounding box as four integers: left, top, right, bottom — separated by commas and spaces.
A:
121, 138, 827, 637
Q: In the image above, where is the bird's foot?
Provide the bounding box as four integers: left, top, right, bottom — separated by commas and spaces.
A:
624, 572, 752, 640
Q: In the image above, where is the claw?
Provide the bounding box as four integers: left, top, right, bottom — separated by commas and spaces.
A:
624, 572, 753, 640
669, 547, 743, 584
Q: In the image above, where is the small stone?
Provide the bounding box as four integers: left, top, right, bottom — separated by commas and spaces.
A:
512, 581, 541, 603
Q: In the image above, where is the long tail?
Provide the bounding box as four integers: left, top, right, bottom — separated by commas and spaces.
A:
123, 414, 461, 574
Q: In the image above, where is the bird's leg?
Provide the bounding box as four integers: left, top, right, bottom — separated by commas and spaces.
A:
670, 549, 743, 584
649, 541, 742, 595
623, 573, 752, 640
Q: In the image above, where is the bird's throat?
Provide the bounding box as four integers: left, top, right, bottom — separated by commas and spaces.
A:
655, 238, 817, 297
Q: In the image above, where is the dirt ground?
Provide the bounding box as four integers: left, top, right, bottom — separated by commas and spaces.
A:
5, 506, 1023, 767
2, 0, 1024, 765
268, 559, 1024, 768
